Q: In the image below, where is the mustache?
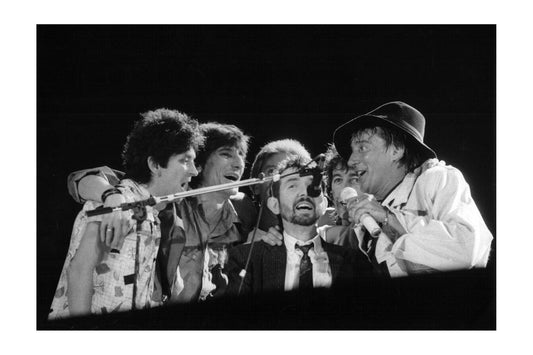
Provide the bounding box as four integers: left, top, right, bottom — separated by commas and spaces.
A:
293, 196, 316, 209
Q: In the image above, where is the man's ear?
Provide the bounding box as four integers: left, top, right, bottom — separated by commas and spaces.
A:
147, 156, 160, 175
266, 196, 280, 215
390, 144, 405, 163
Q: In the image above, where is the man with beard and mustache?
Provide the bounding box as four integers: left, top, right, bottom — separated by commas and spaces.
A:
223, 156, 372, 296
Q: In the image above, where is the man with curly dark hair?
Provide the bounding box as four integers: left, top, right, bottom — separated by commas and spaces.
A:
49, 109, 203, 319
322, 144, 360, 226
312, 144, 368, 249
64, 118, 256, 303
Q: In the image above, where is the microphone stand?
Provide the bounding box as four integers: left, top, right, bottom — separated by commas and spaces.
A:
86, 153, 327, 218
130, 204, 148, 311
86, 175, 279, 217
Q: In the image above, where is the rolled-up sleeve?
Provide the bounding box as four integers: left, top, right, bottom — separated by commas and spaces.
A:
386, 166, 493, 272
67, 166, 124, 204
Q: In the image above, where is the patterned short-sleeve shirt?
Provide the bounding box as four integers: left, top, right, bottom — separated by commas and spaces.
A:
48, 179, 163, 320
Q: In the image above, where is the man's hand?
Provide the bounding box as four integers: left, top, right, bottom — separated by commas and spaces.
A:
98, 194, 135, 250
346, 194, 387, 225
247, 225, 283, 246
346, 193, 406, 241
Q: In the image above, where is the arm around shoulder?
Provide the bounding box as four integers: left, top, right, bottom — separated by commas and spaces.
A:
67, 166, 123, 203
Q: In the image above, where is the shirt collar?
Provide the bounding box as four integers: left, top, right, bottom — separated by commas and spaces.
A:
283, 231, 323, 253
382, 158, 442, 208
190, 196, 241, 235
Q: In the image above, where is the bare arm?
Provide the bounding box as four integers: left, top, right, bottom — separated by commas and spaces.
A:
66, 221, 105, 316
78, 175, 134, 249
67, 166, 124, 204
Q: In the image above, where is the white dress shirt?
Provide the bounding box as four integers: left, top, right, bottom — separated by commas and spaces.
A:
283, 232, 332, 291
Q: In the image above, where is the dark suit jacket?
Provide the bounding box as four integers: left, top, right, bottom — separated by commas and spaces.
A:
224, 239, 373, 296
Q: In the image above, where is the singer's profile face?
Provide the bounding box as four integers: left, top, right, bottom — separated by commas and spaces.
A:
153, 147, 198, 196
278, 167, 324, 226
330, 164, 360, 221
348, 130, 398, 199
200, 145, 245, 196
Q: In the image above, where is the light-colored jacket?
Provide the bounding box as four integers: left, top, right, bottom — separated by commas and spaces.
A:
321, 159, 493, 277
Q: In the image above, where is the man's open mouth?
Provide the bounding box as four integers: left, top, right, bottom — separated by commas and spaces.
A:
180, 177, 192, 189
224, 174, 240, 182
295, 201, 314, 211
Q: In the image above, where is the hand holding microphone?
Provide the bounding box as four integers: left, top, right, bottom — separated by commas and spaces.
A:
340, 187, 382, 237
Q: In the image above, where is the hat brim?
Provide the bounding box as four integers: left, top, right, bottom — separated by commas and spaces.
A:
333, 114, 437, 162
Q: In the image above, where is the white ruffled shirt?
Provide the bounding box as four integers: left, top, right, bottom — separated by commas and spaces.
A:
283, 232, 332, 291
353, 159, 493, 277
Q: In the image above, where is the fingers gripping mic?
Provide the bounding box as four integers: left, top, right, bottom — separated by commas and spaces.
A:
340, 187, 382, 237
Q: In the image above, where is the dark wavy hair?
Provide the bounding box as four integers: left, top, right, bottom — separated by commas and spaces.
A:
122, 108, 204, 184
323, 144, 349, 199
190, 122, 250, 187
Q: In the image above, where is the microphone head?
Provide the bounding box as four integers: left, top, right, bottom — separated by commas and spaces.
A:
340, 187, 358, 203
307, 185, 321, 198
306, 168, 323, 198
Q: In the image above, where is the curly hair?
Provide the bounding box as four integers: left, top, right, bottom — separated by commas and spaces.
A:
121, 108, 204, 184
323, 144, 349, 199
190, 122, 250, 187
249, 139, 311, 180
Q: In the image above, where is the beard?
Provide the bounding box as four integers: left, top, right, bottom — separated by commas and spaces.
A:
280, 198, 319, 226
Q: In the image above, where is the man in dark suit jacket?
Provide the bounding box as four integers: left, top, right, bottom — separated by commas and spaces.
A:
223, 156, 372, 296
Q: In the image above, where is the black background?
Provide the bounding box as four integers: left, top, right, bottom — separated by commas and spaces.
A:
37, 25, 495, 329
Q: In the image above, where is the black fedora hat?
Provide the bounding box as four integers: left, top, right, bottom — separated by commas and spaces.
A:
332, 101, 437, 161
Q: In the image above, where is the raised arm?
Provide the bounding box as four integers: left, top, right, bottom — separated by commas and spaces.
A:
67, 167, 133, 249
67, 166, 124, 203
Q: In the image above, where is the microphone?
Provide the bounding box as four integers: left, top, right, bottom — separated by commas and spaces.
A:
340, 187, 382, 237
304, 154, 325, 198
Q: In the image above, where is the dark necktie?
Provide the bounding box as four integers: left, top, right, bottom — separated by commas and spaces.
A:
295, 243, 314, 289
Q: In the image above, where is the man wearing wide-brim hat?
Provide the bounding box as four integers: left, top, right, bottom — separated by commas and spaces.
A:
332, 101, 493, 277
